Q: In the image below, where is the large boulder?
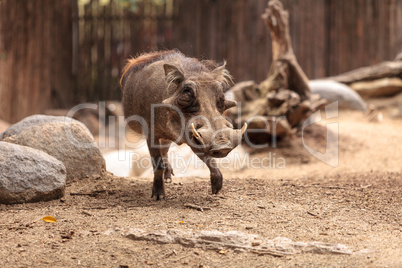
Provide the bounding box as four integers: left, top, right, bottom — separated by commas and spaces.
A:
44, 109, 100, 136
3, 121, 105, 180
0, 142, 66, 204
0, 114, 76, 140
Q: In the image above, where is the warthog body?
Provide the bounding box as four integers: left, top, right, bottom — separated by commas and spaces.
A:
121, 50, 246, 200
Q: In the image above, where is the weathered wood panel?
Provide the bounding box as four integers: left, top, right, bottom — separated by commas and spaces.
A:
0, 0, 74, 123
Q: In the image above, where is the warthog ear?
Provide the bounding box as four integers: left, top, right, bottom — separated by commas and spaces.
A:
212, 61, 226, 75
164, 64, 184, 85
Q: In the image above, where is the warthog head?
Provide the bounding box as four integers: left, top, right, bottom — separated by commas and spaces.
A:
161, 62, 247, 158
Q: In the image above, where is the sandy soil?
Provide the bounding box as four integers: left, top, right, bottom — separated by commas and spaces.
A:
0, 109, 401, 267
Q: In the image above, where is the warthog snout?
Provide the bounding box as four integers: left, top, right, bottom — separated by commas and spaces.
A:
190, 122, 247, 157
209, 145, 233, 158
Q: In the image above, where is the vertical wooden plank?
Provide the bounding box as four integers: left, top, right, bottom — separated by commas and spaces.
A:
395, 0, 402, 56
90, 0, 96, 101
97, 0, 105, 99
84, 0, 93, 101
326, 0, 338, 75
103, 1, 111, 97
201, 0, 208, 58
256, 0, 271, 81
156, 0, 166, 49
208, 0, 217, 60
388, 0, 395, 56
314, 0, 326, 78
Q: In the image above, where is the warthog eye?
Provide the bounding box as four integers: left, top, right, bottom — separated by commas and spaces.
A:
177, 85, 199, 113
217, 96, 225, 112
182, 86, 193, 97
221, 82, 229, 92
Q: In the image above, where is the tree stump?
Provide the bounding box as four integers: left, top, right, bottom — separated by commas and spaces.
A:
227, 0, 326, 144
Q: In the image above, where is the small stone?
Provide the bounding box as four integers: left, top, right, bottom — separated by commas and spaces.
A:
252, 240, 262, 246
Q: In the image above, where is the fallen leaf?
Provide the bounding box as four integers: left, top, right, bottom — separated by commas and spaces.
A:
42, 216, 57, 223
218, 250, 227, 254
168, 220, 185, 224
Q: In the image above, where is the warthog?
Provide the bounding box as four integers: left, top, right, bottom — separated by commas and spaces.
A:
121, 50, 247, 200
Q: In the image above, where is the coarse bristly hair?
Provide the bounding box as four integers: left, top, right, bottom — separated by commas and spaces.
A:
120, 49, 233, 89
213, 61, 234, 87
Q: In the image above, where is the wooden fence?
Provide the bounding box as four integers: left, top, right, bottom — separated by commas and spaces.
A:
73, 0, 402, 102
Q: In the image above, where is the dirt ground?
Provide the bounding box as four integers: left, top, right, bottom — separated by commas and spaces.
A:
0, 108, 401, 267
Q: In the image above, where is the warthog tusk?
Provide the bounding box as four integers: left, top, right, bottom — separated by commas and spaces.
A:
240, 122, 248, 135
191, 123, 201, 139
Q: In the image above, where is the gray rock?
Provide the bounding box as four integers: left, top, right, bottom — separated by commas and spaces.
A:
309, 80, 367, 111
3, 121, 105, 180
0, 114, 78, 141
0, 142, 66, 204
44, 109, 101, 136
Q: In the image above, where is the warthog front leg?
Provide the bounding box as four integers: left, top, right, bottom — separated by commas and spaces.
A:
160, 139, 174, 184
148, 139, 173, 200
200, 155, 223, 194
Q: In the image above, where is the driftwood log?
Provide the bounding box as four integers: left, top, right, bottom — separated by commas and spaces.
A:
328, 54, 402, 98
329, 58, 402, 85
227, 0, 326, 144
